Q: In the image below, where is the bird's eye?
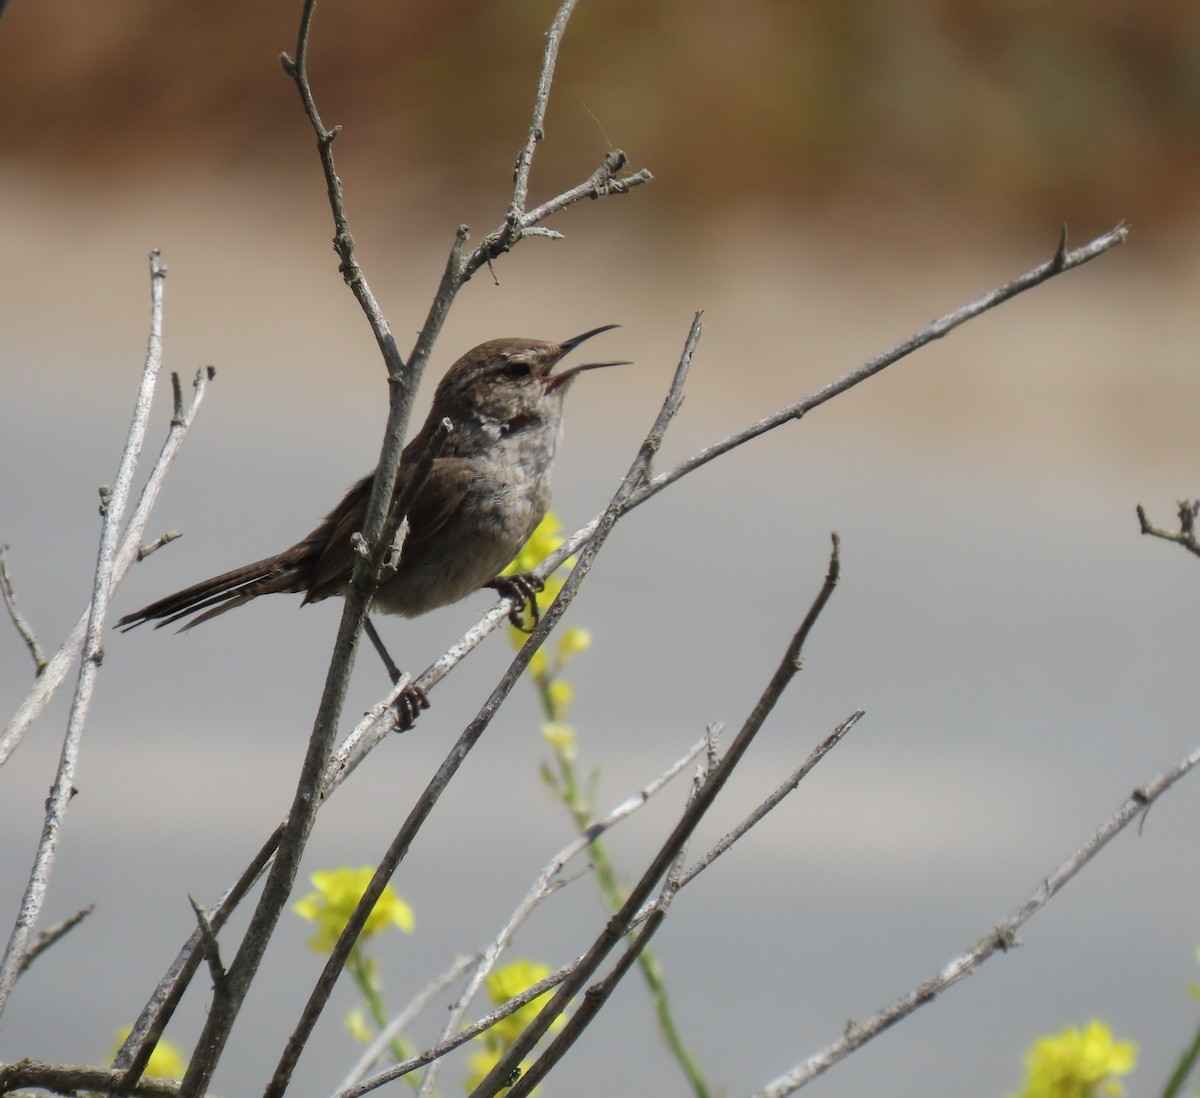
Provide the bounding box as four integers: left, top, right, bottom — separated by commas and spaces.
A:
504, 360, 533, 377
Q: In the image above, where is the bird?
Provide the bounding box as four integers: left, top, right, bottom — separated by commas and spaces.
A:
117, 325, 625, 725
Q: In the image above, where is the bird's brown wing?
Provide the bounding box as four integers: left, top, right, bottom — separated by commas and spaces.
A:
395, 457, 476, 564
301, 459, 476, 604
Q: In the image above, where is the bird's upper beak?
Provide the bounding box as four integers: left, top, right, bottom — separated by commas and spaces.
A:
547, 324, 630, 390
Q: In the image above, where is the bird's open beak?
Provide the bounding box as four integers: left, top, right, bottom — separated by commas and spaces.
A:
547, 324, 630, 389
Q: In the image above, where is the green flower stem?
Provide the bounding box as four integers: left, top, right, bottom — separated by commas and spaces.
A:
1161, 1018, 1200, 1098
535, 672, 712, 1098
348, 947, 420, 1093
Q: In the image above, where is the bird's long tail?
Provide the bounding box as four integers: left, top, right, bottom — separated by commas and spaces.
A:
116, 553, 309, 632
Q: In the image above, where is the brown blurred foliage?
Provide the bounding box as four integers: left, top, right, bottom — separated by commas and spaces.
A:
2, 0, 1199, 239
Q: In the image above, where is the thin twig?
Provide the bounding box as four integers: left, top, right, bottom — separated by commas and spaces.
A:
0, 1059, 181, 1097
0, 545, 47, 675
17, 905, 94, 976
137, 530, 183, 561
114, 824, 282, 1083
673, 710, 864, 891
188, 896, 225, 988
477, 533, 842, 1098
1, 364, 214, 768
1136, 500, 1200, 559
750, 743, 1200, 1097
0, 252, 168, 1023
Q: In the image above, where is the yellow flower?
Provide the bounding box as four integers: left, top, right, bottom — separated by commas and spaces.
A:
1014, 1020, 1137, 1098
345, 1008, 373, 1043
294, 866, 414, 954
486, 960, 562, 1044
556, 627, 592, 662
110, 1028, 186, 1080
546, 679, 573, 718
541, 721, 576, 757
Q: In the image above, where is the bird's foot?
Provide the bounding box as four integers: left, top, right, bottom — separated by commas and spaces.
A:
394, 684, 430, 732
486, 573, 545, 633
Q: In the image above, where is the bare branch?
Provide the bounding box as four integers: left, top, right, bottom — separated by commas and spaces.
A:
508, 0, 575, 221
751, 744, 1200, 1097
0, 252, 168, 1023
114, 825, 282, 1083
17, 905, 94, 976
2, 363, 214, 767
1136, 499, 1200, 559
188, 896, 225, 989
0, 545, 47, 675
0, 1059, 181, 1098
673, 709, 864, 892
136, 530, 182, 561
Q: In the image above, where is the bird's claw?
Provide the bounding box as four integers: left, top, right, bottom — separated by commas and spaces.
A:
486, 573, 545, 633
394, 684, 430, 732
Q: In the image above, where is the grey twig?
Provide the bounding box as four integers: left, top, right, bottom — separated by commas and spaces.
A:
0, 252, 168, 1023
114, 825, 282, 1084
673, 709, 864, 891
1, 362, 214, 768
17, 905, 94, 976
508, 0, 575, 222
751, 743, 1200, 1097
0, 545, 47, 675
1136, 500, 1200, 559
0, 1059, 180, 1098
137, 530, 183, 561
482, 534, 842, 1098
188, 896, 225, 988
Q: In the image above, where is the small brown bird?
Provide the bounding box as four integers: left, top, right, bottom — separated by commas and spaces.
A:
118, 326, 624, 723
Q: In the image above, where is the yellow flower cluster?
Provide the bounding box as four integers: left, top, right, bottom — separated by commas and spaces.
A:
1014, 1020, 1137, 1098
293, 866, 415, 954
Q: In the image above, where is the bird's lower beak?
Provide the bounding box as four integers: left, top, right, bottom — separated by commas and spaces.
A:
546, 358, 631, 390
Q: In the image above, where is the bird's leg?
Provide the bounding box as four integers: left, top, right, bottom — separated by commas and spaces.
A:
485, 573, 545, 633
363, 616, 429, 730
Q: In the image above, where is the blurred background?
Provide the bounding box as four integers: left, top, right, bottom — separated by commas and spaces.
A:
2, 2, 1200, 1096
